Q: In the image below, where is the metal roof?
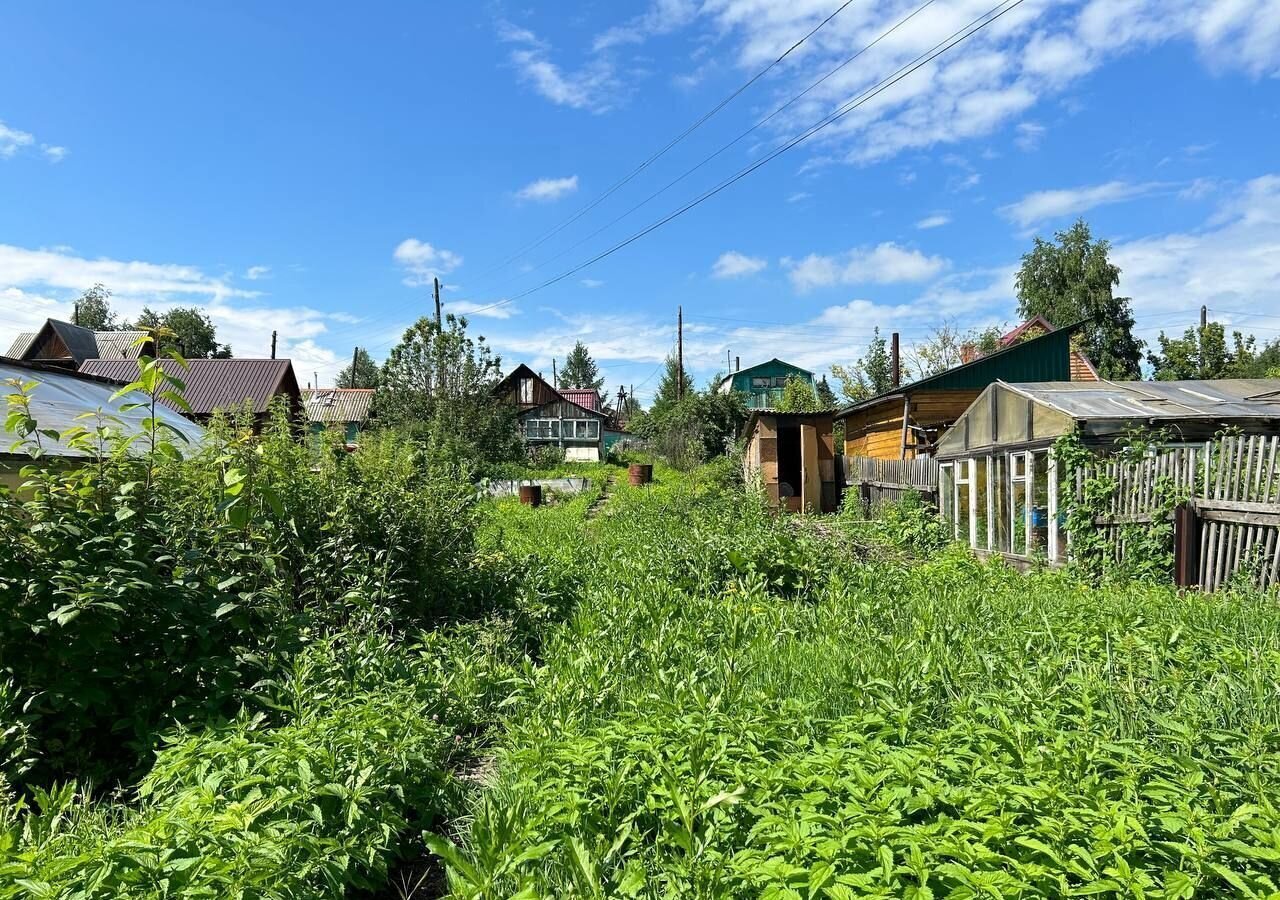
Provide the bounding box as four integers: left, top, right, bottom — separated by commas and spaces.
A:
1005, 378, 1280, 421
91, 331, 151, 359
301, 388, 374, 423
559, 388, 601, 412
6, 332, 35, 359
834, 322, 1080, 420
79, 358, 299, 416
1, 360, 206, 458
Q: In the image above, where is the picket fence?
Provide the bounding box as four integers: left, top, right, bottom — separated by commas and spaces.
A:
847, 456, 939, 508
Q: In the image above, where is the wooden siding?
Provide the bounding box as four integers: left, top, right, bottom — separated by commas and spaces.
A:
743, 412, 837, 513
843, 389, 979, 460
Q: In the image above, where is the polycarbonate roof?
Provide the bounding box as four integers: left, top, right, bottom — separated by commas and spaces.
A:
1007, 379, 1280, 421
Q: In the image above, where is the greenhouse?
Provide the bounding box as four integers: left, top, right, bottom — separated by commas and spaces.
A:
935, 379, 1280, 565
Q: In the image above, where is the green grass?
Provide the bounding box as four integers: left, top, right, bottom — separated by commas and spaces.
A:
436, 475, 1280, 898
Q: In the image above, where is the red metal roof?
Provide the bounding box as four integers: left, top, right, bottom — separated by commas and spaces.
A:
78, 358, 300, 416
559, 388, 601, 412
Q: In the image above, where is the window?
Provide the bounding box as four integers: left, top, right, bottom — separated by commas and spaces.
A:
1009, 451, 1030, 556
1031, 451, 1050, 555
939, 463, 954, 524
519, 378, 533, 404
752, 376, 770, 388
773, 376, 789, 387
575, 420, 588, 438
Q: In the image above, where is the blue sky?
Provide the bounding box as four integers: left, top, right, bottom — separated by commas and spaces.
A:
2, 0, 1279, 398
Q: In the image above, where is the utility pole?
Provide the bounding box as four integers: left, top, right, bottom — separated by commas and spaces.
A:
270, 330, 278, 359
72, 302, 79, 326
314, 371, 319, 390
890, 331, 901, 389
677, 305, 684, 401
1200, 305, 1208, 330
350, 346, 359, 388
727, 348, 731, 372
434, 277, 442, 327
552, 358, 557, 387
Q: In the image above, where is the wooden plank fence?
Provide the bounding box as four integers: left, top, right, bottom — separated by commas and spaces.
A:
848, 456, 939, 509
1075, 436, 1280, 592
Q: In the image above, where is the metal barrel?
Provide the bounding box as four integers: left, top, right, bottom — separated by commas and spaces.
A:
628, 464, 653, 486
519, 484, 543, 506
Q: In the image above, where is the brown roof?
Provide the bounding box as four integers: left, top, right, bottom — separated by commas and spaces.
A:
78, 358, 300, 416
301, 388, 374, 423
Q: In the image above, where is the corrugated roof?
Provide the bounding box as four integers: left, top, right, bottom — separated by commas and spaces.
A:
1005, 378, 1280, 421
92, 331, 150, 359
6, 333, 35, 358
79, 358, 299, 416
301, 388, 374, 423
559, 388, 601, 412
0, 360, 206, 458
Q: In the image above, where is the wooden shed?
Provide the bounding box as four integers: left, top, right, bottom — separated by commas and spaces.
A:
742, 411, 838, 513
836, 323, 1078, 460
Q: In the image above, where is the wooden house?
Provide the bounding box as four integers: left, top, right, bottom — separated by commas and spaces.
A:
6, 318, 152, 369
934, 378, 1280, 566
717, 358, 817, 410
0, 359, 206, 490
301, 388, 374, 445
742, 410, 839, 513
493, 364, 609, 461
836, 324, 1078, 461
79, 358, 302, 430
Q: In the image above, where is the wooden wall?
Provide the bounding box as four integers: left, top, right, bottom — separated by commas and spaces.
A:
842, 389, 981, 460
743, 413, 837, 513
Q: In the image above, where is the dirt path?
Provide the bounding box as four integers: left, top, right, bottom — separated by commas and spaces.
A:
586, 473, 617, 519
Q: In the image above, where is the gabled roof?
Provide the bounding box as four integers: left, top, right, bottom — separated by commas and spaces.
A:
718, 357, 814, 390
492, 363, 553, 397
835, 322, 1082, 420
1004, 378, 1280, 421
37, 319, 101, 364
560, 388, 602, 412
6, 332, 36, 359
6, 322, 151, 362
301, 388, 375, 423
91, 331, 151, 359
79, 358, 300, 416
1000, 315, 1055, 346
0, 359, 206, 458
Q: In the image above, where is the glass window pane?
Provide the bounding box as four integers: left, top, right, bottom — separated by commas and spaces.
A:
1031, 452, 1050, 555
1032, 402, 1073, 443
1011, 475, 1028, 555
752, 377, 769, 388
968, 395, 992, 449
956, 478, 971, 543
588, 420, 599, 438
939, 464, 953, 524
993, 455, 1008, 552
974, 458, 989, 550
576, 420, 587, 438
550, 419, 560, 437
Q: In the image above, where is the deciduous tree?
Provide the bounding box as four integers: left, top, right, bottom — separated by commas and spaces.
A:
1015, 219, 1144, 379
133, 306, 231, 358
338, 347, 380, 389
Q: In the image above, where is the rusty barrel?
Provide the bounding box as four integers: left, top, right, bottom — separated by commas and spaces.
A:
518, 484, 543, 506
628, 464, 653, 486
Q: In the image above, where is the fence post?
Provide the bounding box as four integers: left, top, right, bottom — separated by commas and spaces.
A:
1173, 501, 1200, 589
860, 481, 872, 515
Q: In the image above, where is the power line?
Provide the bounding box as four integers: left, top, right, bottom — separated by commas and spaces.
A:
475, 0, 863, 281
461, 0, 1032, 318
468, 0, 940, 299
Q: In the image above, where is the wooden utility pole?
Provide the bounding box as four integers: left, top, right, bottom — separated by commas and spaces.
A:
270, 330, 278, 359
890, 332, 901, 388
552, 358, 557, 386
677, 306, 684, 401
727, 349, 731, 371
434, 277, 442, 327
349, 346, 359, 388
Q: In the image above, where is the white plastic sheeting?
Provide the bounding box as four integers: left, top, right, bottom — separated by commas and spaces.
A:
1, 361, 206, 458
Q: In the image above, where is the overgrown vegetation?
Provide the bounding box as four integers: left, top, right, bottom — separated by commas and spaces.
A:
5, 343, 1280, 899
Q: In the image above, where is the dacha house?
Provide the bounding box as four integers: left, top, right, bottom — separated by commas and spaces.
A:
717, 358, 817, 410
301, 388, 374, 446
494, 364, 611, 462
7, 318, 153, 368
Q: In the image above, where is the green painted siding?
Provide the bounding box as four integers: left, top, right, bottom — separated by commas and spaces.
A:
723, 359, 816, 410
917, 328, 1073, 390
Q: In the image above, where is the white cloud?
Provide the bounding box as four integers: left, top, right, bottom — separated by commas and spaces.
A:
786, 242, 948, 292
580, 278, 606, 288
392, 238, 463, 287
444, 299, 520, 320
0, 121, 35, 158
712, 250, 767, 279
593, 0, 700, 51
245, 265, 271, 280
916, 213, 951, 229
41, 144, 67, 163
1014, 121, 1046, 151
0, 243, 350, 385
516, 175, 580, 202
498, 22, 621, 113
999, 180, 1164, 228
787, 191, 812, 203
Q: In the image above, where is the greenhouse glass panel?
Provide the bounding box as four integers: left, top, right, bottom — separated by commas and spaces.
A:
997, 388, 1029, 445
1031, 451, 1050, 554
974, 457, 989, 550
992, 454, 1009, 552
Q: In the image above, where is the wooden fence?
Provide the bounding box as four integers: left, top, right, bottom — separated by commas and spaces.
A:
1076, 436, 1280, 591
847, 456, 939, 509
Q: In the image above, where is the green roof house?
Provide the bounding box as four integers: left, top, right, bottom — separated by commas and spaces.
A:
717, 358, 816, 410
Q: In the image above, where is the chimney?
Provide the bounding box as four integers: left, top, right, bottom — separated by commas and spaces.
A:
735, 356, 740, 372
960, 341, 978, 364
890, 332, 901, 388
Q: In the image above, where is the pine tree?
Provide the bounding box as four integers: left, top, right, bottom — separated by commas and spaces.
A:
559, 340, 604, 390
652, 355, 695, 410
